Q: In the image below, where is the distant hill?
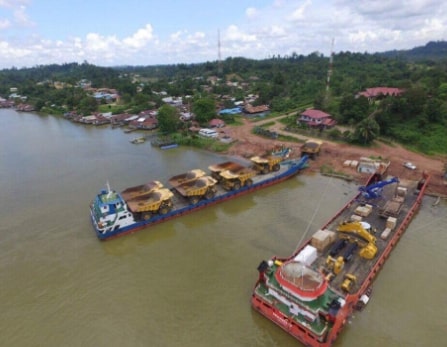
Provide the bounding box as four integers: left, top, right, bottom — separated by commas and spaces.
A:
380, 41, 447, 61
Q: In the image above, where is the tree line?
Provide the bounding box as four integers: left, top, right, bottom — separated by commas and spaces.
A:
0, 42, 446, 154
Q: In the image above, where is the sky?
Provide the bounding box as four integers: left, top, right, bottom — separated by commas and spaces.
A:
0, 0, 446, 69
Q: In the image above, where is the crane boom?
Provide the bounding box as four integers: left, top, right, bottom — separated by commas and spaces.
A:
358, 177, 399, 199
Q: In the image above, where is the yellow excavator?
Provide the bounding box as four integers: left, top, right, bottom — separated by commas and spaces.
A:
326, 255, 345, 275
337, 221, 377, 259
341, 274, 357, 292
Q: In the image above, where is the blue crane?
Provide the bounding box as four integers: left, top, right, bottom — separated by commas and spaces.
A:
358, 177, 399, 199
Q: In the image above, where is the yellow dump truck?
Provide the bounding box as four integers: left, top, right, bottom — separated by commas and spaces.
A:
250, 156, 282, 174
174, 176, 218, 204
126, 188, 174, 220
208, 161, 244, 182
168, 169, 206, 187
301, 139, 323, 159
219, 166, 257, 190
121, 181, 164, 201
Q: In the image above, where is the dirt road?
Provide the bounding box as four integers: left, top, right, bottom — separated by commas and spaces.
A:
222, 117, 447, 197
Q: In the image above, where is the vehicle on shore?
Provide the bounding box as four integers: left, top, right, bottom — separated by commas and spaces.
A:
403, 161, 417, 170
251, 169, 430, 346
301, 139, 323, 159
90, 155, 309, 240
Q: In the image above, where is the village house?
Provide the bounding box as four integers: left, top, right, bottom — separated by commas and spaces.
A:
209, 118, 225, 128
297, 109, 336, 129
0, 97, 14, 108
357, 87, 404, 102
109, 113, 134, 126
162, 96, 183, 107
244, 104, 270, 115
128, 112, 158, 130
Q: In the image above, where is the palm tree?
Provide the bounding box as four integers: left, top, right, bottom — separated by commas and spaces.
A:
356, 118, 380, 145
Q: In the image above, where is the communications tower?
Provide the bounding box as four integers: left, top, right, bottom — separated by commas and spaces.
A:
218, 29, 223, 75
326, 38, 335, 94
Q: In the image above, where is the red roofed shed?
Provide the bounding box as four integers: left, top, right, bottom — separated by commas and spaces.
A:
298, 109, 336, 128
357, 87, 404, 100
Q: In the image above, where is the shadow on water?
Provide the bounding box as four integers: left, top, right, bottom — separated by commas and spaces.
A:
100, 223, 178, 256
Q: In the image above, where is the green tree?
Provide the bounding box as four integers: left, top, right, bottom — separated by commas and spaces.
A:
192, 98, 216, 124
339, 95, 370, 124
354, 118, 380, 144
157, 104, 179, 134
78, 96, 98, 115
425, 98, 446, 123
134, 93, 150, 108
438, 82, 447, 99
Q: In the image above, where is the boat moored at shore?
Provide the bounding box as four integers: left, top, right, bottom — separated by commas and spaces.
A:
251, 169, 430, 346
90, 155, 309, 240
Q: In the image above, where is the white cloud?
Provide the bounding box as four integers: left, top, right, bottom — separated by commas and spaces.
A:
0, 2, 31, 24
415, 18, 446, 41
289, 0, 312, 21
170, 30, 185, 41
13, 4, 33, 26
0, 0, 29, 8
225, 25, 257, 42
246, 7, 258, 18
0, 40, 31, 61
123, 24, 154, 49
0, 18, 11, 29
1, 1, 447, 68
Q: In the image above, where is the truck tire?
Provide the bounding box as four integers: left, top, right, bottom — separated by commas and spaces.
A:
142, 212, 152, 220
189, 196, 200, 204
159, 205, 169, 215
233, 181, 241, 190
245, 178, 253, 187
205, 189, 215, 200
273, 164, 280, 171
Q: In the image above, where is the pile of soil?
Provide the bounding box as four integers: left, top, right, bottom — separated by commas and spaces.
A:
221, 118, 447, 197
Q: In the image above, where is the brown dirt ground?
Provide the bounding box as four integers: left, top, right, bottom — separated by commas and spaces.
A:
221, 118, 447, 197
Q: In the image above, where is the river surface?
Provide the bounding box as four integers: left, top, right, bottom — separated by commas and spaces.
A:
0, 109, 446, 347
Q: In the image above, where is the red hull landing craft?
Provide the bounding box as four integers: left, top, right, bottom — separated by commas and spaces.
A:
251, 169, 430, 346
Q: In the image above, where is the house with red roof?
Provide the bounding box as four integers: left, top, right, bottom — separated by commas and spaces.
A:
244, 104, 270, 114
209, 118, 225, 128
297, 109, 336, 128
357, 87, 404, 101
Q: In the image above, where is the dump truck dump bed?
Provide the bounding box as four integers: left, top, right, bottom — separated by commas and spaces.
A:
121, 181, 163, 201
168, 169, 206, 187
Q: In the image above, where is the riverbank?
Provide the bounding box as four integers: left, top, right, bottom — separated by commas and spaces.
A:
223, 118, 447, 197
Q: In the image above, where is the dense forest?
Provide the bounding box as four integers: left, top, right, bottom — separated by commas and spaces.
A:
0, 41, 446, 154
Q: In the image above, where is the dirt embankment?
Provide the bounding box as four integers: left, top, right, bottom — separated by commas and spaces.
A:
221, 118, 447, 197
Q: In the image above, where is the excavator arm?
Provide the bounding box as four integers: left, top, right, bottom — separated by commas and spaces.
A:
337, 222, 377, 259
359, 177, 399, 199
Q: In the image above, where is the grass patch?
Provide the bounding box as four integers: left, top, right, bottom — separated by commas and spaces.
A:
98, 104, 129, 114
258, 121, 276, 128
320, 164, 354, 181
170, 133, 232, 153
277, 134, 304, 143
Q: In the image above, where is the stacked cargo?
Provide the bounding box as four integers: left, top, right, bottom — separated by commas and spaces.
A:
311, 229, 336, 252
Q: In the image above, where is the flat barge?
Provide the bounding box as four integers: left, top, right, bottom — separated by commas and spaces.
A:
90, 155, 309, 240
251, 170, 430, 346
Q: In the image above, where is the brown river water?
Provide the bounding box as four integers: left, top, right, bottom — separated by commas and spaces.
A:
0, 109, 446, 347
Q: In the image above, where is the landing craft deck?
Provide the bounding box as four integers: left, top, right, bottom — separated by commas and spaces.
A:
314, 177, 419, 292
251, 170, 430, 347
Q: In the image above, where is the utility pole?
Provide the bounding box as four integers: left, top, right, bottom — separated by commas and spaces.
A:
326, 38, 335, 94
217, 29, 223, 76
324, 38, 335, 108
